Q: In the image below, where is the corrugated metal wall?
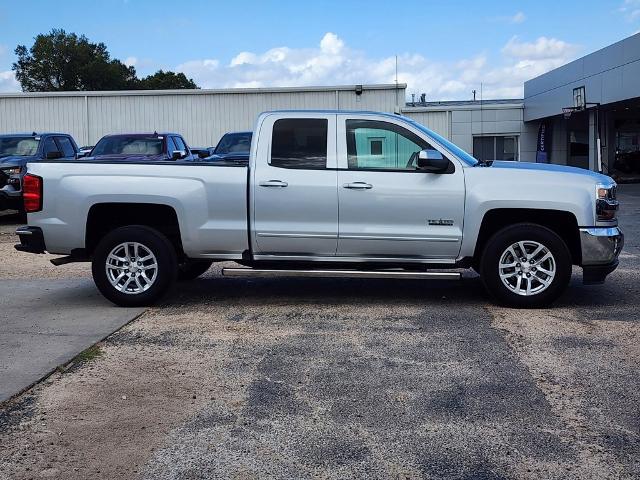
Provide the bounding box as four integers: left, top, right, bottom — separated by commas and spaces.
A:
401, 110, 450, 139
0, 85, 405, 147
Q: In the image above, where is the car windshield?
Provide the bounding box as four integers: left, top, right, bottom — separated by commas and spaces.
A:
402, 117, 479, 166
214, 132, 252, 154
0, 137, 39, 158
92, 136, 163, 156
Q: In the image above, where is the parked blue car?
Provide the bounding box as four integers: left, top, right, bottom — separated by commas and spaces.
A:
207, 131, 252, 164
0, 132, 79, 211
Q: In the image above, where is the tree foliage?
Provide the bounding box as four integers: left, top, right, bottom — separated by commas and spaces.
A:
138, 70, 198, 90
13, 29, 198, 92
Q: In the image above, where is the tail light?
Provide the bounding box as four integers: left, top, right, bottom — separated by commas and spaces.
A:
23, 174, 43, 213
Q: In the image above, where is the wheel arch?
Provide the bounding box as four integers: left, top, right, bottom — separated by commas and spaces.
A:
85, 202, 184, 258
473, 208, 581, 268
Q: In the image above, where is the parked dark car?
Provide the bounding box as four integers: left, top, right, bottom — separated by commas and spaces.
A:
190, 146, 215, 158
203, 131, 252, 165
84, 133, 195, 162
0, 132, 79, 211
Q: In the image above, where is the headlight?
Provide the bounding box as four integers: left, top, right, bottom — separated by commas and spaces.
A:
1, 166, 22, 175
596, 183, 618, 222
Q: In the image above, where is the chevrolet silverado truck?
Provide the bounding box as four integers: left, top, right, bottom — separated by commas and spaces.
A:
15, 110, 623, 308
0, 132, 79, 211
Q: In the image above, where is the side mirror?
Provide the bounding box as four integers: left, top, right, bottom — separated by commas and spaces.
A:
417, 149, 449, 173
76, 151, 88, 158
198, 150, 210, 159
45, 151, 63, 160
171, 150, 187, 160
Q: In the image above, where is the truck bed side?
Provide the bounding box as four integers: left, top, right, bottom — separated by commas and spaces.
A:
26, 161, 249, 258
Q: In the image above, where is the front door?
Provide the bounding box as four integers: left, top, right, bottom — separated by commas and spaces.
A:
336, 116, 465, 260
252, 114, 338, 256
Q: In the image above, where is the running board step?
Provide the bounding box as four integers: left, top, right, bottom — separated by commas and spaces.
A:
222, 268, 461, 280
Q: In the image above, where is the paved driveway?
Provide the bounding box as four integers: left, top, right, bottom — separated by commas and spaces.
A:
0, 212, 143, 402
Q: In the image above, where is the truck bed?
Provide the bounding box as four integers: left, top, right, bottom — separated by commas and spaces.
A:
26, 160, 249, 258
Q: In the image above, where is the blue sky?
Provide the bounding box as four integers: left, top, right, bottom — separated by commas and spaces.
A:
1, 0, 639, 99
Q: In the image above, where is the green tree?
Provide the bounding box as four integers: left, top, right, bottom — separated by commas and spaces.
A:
12, 29, 198, 92
138, 70, 199, 90
13, 29, 137, 91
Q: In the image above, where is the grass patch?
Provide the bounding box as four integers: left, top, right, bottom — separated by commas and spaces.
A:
76, 344, 103, 363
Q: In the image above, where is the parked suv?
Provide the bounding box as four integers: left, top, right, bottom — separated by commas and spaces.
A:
85, 133, 195, 162
0, 132, 79, 211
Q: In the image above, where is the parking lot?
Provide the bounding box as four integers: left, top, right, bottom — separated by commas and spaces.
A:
0, 187, 638, 479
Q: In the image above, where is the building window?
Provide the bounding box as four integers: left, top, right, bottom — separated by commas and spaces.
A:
473, 135, 518, 161
370, 139, 383, 156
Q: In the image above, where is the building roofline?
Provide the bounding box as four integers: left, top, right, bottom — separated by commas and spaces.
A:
0, 83, 407, 99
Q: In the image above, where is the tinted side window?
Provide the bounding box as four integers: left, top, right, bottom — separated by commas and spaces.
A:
271, 119, 327, 169
56, 137, 76, 157
346, 120, 431, 170
173, 136, 187, 151
166, 136, 177, 153
42, 137, 59, 155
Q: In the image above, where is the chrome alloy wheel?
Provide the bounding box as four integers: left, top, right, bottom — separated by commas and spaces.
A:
105, 242, 158, 294
498, 240, 556, 296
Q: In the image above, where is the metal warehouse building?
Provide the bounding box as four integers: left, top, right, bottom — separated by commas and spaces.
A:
0, 83, 524, 160
0, 84, 407, 147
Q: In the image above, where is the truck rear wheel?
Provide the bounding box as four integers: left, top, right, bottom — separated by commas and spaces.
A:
479, 223, 572, 308
92, 225, 178, 307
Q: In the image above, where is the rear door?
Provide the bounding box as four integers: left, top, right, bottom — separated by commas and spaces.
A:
336, 115, 465, 260
252, 114, 338, 256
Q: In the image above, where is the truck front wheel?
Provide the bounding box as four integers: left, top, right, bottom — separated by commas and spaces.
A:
479, 223, 572, 308
92, 225, 178, 307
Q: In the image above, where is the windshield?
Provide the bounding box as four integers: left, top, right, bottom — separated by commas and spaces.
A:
402, 116, 479, 166
92, 136, 163, 156
214, 132, 252, 154
0, 137, 39, 158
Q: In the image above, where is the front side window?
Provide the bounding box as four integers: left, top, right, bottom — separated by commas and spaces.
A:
173, 136, 187, 152
56, 137, 76, 157
42, 137, 60, 155
271, 118, 327, 169
346, 120, 431, 170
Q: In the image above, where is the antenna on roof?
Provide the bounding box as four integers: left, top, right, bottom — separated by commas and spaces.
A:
153, 130, 158, 135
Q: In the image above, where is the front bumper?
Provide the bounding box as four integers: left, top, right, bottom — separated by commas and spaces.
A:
579, 227, 624, 284
14, 226, 46, 254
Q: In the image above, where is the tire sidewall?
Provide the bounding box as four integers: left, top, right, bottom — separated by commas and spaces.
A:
92, 225, 177, 307
480, 223, 572, 308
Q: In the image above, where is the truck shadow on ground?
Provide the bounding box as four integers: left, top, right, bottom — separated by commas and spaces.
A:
164, 269, 636, 317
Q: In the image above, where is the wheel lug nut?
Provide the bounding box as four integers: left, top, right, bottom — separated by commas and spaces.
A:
530, 259, 535, 264
526, 273, 531, 278
516, 263, 521, 267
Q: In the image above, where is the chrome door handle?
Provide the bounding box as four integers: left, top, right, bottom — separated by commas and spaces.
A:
343, 182, 373, 190
259, 180, 288, 188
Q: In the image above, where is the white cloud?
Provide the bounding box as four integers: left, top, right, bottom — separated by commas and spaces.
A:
171, 32, 579, 100
502, 36, 578, 60
619, 0, 640, 21
124, 56, 137, 67
510, 12, 526, 24
0, 70, 20, 92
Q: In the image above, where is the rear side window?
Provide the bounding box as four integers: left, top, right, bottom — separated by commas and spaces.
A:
56, 137, 76, 157
271, 118, 327, 169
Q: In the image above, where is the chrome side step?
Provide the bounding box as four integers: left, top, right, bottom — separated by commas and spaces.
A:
221, 268, 461, 280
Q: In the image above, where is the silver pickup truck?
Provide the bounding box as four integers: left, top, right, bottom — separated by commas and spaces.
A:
15, 110, 623, 308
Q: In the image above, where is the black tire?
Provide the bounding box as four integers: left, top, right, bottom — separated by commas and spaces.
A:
177, 259, 213, 281
479, 223, 572, 308
91, 225, 178, 307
